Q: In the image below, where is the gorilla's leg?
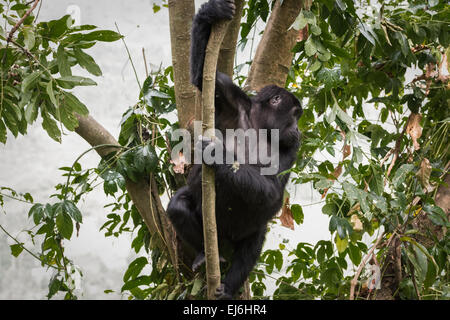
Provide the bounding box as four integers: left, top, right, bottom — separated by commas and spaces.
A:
166, 186, 203, 253
216, 228, 266, 299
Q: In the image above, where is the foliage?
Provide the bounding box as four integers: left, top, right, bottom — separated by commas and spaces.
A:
273, 0, 449, 300
0, 0, 122, 143
1, 0, 449, 301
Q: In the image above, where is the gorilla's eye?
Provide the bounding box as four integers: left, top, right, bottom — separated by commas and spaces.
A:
270, 95, 281, 106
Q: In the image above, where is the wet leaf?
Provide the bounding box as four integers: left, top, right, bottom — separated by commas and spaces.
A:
416, 158, 432, 190
406, 113, 422, 150
279, 197, 294, 230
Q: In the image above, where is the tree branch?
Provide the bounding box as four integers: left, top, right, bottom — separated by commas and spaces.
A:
201, 18, 230, 300
245, 0, 305, 91
6, 0, 40, 44
168, 0, 197, 129
74, 114, 173, 263
349, 231, 384, 300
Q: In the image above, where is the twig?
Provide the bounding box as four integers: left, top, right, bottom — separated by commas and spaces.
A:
349, 231, 384, 300
142, 48, 149, 78
386, 124, 407, 178
0, 223, 58, 270
115, 23, 140, 90
408, 258, 422, 300
9, 39, 34, 59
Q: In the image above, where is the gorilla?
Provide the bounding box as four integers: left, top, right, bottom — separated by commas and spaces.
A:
167, 0, 302, 300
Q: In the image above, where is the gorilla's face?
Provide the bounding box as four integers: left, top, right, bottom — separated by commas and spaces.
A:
252, 85, 302, 147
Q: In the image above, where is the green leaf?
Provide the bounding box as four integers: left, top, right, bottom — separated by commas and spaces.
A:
56, 76, 97, 87
57, 103, 79, 131
348, 242, 362, 266
309, 59, 321, 72
63, 200, 82, 223
335, 0, 347, 11
143, 89, 171, 105
392, 164, 414, 188
291, 204, 304, 225
369, 165, 384, 196
11, 4, 29, 10
121, 276, 151, 292
82, 30, 123, 42
73, 47, 102, 76
56, 210, 73, 239
424, 204, 448, 227
191, 277, 203, 296
62, 92, 89, 116
329, 215, 338, 232
123, 257, 148, 282
133, 144, 158, 174
329, 9, 346, 37
57, 45, 72, 77
101, 169, 125, 195
47, 15, 72, 40
23, 27, 35, 50
316, 68, 340, 89
323, 203, 338, 216
21, 72, 41, 93
317, 246, 326, 264
406, 244, 428, 285
0, 119, 6, 143
2, 101, 19, 137
29, 203, 45, 224
24, 99, 38, 124
335, 105, 353, 126
305, 37, 317, 57
424, 259, 437, 289
291, 10, 307, 31
47, 275, 62, 299
10, 244, 24, 257
358, 22, 377, 46
335, 234, 348, 253
46, 81, 58, 107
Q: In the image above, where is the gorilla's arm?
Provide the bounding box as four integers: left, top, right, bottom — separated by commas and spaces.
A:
190, 0, 250, 111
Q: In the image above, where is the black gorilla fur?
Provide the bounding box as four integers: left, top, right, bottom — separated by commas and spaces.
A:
167, 0, 302, 300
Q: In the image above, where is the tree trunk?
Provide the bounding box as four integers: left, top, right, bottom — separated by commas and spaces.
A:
245, 0, 305, 91
168, 0, 197, 129
217, 0, 245, 77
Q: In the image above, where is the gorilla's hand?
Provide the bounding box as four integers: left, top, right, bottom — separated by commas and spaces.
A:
209, 0, 236, 20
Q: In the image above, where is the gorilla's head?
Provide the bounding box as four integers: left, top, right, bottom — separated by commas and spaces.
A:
251, 85, 302, 148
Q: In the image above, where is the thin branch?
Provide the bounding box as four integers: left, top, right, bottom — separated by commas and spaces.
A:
115, 23, 141, 91
386, 124, 407, 179
0, 223, 59, 270
6, 0, 40, 44
201, 18, 231, 299
350, 231, 384, 300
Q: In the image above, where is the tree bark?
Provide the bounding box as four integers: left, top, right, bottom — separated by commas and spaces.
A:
168, 0, 197, 129
245, 0, 304, 91
201, 19, 230, 300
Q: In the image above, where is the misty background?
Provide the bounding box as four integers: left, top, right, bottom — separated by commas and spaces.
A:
0, 0, 331, 299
